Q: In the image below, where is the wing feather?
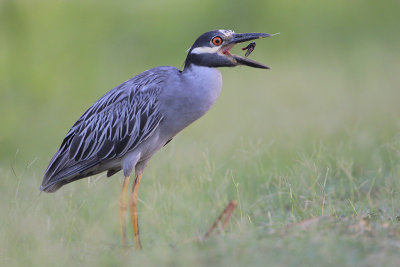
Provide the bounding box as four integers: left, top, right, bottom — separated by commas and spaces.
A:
41, 67, 172, 192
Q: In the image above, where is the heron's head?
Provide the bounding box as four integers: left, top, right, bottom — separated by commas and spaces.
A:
184, 29, 273, 70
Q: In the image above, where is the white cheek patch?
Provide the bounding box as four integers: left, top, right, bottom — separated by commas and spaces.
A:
191, 46, 220, 55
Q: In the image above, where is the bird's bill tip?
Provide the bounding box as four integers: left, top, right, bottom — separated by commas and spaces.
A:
225, 31, 278, 69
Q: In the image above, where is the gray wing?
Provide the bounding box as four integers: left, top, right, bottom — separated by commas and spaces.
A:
41, 68, 171, 192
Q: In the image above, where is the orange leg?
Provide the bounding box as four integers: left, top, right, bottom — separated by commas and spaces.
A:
129, 173, 143, 249
118, 176, 130, 247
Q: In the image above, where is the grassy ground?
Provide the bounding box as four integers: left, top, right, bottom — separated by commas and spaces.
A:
2, 1, 400, 266
2, 61, 400, 266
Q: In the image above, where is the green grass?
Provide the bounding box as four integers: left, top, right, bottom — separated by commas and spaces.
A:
2, 128, 400, 266
2, 64, 400, 265
2, 0, 400, 266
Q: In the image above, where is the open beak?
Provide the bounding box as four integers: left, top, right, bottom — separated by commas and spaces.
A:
221, 32, 275, 69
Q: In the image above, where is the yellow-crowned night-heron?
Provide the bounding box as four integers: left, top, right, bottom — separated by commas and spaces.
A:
41, 29, 273, 249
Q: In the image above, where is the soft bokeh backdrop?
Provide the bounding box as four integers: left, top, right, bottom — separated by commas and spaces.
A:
1, 0, 400, 165
1, 0, 400, 266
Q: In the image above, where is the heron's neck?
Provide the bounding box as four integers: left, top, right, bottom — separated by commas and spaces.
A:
180, 64, 222, 112
159, 64, 222, 135
181, 64, 222, 86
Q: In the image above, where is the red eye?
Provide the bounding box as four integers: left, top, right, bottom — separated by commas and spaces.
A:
212, 36, 223, 46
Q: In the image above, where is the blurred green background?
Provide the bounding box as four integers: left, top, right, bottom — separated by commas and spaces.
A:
1, 0, 400, 266
2, 0, 399, 165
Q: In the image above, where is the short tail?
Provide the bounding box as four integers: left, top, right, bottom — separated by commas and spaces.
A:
40, 150, 99, 193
